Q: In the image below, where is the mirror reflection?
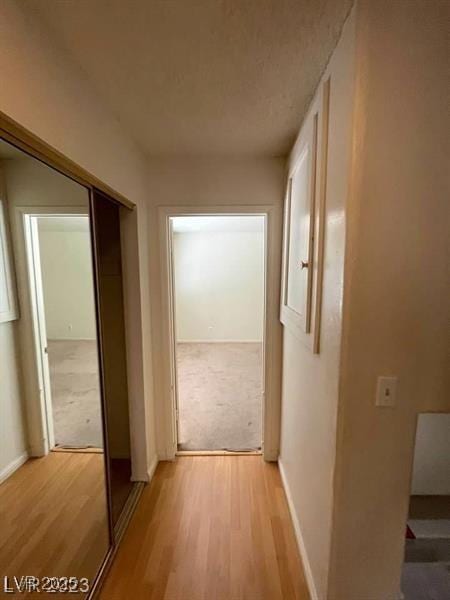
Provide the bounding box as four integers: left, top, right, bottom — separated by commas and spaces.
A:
90, 192, 133, 528
0, 139, 109, 596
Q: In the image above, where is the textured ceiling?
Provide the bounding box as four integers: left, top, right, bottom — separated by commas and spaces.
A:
26, 0, 352, 157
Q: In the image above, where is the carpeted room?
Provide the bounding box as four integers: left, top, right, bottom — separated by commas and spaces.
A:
171, 215, 265, 452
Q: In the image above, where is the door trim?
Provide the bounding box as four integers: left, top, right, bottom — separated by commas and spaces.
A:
157, 205, 281, 461
0, 111, 134, 210
13, 206, 89, 455
24, 215, 55, 450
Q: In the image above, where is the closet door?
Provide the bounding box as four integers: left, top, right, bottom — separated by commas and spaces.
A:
280, 108, 318, 338
280, 79, 329, 353
90, 190, 133, 531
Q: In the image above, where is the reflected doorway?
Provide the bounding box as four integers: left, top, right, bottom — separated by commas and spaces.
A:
31, 215, 103, 451
0, 138, 110, 595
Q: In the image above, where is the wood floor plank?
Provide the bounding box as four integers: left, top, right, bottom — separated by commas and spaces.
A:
101, 456, 309, 600
0, 452, 109, 599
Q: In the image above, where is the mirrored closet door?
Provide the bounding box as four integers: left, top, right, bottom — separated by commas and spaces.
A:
90, 190, 134, 532
0, 134, 135, 597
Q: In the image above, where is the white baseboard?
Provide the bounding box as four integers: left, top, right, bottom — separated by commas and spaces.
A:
278, 459, 319, 600
0, 451, 28, 485
147, 455, 159, 483
28, 443, 47, 457
131, 455, 159, 483
177, 339, 262, 344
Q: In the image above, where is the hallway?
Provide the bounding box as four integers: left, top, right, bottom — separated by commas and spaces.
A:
2, 2, 448, 598
101, 456, 309, 599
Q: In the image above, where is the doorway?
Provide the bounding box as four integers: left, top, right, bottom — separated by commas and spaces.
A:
23, 212, 102, 451
169, 215, 266, 452
401, 413, 450, 599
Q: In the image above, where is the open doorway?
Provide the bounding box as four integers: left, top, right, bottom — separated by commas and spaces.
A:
401, 413, 450, 599
24, 212, 102, 451
169, 215, 266, 452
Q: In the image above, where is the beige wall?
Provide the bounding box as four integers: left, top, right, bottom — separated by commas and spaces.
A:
278, 9, 356, 600
329, 1, 450, 598
2, 157, 92, 456
147, 157, 285, 458
38, 226, 96, 340
2, 158, 89, 209
0, 321, 27, 481
0, 166, 27, 482
0, 1, 156, 479
411, 413, 450, 495
173, 229, 264, 342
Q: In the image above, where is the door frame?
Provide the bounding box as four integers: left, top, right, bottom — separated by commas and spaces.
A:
158, 204, 281, 461
13, 205, 89, 455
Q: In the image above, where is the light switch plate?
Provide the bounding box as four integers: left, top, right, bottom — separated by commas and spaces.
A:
376, 376, 398, 407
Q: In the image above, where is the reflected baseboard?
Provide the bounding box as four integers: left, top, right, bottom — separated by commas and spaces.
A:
52, 446, 103, 454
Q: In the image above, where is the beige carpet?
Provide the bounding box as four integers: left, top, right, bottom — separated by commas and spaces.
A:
176, 342, 263, 451
47, 340, 103, 448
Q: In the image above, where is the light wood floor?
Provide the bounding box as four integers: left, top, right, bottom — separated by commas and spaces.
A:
0, 452, 109, 598
101, 456, 309, 600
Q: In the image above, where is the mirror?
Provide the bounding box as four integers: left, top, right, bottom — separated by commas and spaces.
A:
0, 139, 110, 596
90, 191, 134, 529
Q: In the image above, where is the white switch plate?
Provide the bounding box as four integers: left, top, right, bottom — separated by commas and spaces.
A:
376, 376, 398, 407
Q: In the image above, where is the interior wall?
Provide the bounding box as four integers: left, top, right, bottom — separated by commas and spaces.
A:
38, 226, 96, 340
278, 9, 356, 600
147, 156, 285, 459
0, 321, 27, 481
0, 1, 156, 479
173, 230, 264, 342
329, 1, 450, 598
3, 157, 89, 209
411, 413, 450, 496
0, 165, 27, 482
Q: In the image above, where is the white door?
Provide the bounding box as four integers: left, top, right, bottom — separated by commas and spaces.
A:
281, 108, 318, 338
25, 216, 55, 449
168, 217, 180, 450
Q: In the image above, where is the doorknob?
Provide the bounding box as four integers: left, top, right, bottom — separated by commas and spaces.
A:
300, 261, 309, 269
